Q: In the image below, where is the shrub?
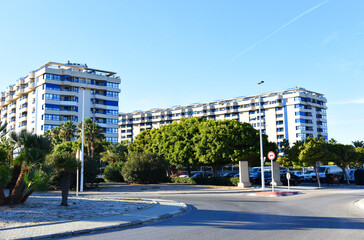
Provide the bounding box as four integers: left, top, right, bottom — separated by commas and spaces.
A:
122, 152, 167, 184
166, 176, 240, 186
104, 161, 124, 182
169, 177, 196, 184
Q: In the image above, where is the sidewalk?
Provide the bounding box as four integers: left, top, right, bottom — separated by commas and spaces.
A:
0, 199, 187, 240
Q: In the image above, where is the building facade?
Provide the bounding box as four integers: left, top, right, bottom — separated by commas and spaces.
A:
119, 88, 328, 149
0, 62, 120, 143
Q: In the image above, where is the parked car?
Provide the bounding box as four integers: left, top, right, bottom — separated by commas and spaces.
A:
222, 172, 238, 178
301, 170, 315, 182
250, 171, 272, 185
249, 167, 271, 178
170, 171, 188, 177
280, 173, 303, 186
191, 172, 213, 178
311, 165, 343, 182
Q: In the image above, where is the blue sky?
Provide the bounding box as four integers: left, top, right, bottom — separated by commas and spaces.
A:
0, 0, 363, 144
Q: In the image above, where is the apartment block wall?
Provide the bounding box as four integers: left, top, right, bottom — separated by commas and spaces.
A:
119, 88, 328, 152
0, 62, 120, 143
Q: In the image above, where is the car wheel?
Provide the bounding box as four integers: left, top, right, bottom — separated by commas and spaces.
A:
293, 180, 299, 186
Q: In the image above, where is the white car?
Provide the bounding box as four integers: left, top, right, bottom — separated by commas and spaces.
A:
300, 171, 315, 181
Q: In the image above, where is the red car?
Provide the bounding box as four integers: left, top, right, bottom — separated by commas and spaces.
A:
170, 171, 188, 177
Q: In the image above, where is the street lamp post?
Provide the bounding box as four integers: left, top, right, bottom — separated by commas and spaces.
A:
80, 87, 85, 192
258, 81, 265, 190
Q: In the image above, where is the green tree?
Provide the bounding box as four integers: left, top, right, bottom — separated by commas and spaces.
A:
0, 146, 11, 205
299, 137, 328, 187
77, 118, 104, 158
122, 152, 167, 184
5, 130, 51, 205
59, 121, 76, 142
278, 140, 304, 168
44, 126, 62, 146
101, 141, 128, 163
46, 151, 79, 206
195, 120, 263, 176
103, 161, 124, 182
327, 142, 357, 184
352, 140, 364, 148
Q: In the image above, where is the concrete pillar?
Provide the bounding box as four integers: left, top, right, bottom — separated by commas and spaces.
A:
272, 161, 283, 186
238, 161, 251, 188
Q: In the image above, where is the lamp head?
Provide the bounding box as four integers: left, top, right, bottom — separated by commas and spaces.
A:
258, 81, 264, 85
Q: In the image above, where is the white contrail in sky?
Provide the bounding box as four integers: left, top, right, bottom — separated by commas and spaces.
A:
217, 0, 331, 70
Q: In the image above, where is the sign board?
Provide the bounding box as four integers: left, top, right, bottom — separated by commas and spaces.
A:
286, 172, 291, 180
267, 151, 276, 161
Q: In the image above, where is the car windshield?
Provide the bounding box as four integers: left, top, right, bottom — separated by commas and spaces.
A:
250, 168, 259, 173
318, 167, 326, 173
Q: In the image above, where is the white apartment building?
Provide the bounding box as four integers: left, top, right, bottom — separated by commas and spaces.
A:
0, 62, 120, 143
119, 88, 328, 150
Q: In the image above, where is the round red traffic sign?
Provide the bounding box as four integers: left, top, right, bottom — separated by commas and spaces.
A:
267, 151, 276, 161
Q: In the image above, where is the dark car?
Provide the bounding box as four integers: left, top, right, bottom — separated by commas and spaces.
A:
222, 172, 238, 178
250, 171, 272, 185
191, 172, 213, 178
280, 173, 302, 186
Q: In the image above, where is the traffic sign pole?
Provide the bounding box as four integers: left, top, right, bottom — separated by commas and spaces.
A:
267, 151, 276, 192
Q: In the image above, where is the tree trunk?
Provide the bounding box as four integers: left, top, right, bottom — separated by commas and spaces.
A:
341, 167, 350, 185
20, 189, 34, 204
61, 172, 71, 206
87, 146, 91, 158
0, 187, 5, 206
187, 165, 191, 177
9, 168, 28, 205
8, 164, 21, 194
314, 165, 321, 188
212, 165, 218, 177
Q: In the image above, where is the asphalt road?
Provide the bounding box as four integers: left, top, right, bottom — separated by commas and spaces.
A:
62, 188, 364, 240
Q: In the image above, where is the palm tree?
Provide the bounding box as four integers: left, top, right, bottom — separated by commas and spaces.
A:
59, 121, 76, 142
44, 126, 62, 146
46, 151, 79, 206
353, 140, 364, 148
101, 141, 128, 163
77, 118, 104, 158
7, 130, 51, 205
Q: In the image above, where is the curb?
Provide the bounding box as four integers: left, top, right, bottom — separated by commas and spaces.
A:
1, 200, 188, 240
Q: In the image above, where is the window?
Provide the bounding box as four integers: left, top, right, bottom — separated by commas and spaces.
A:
45, 84, 61, 91
276, 120, 284, 125
43, 124, 59, 131
106, 82, 119, 89
106, 118, 118, 124
44, 74, 61, 80
276, 114, 283, 118
106, 91, 119, 97
277, 128, 284, 132
105, 110, 118, 115
43, 114, 60, 121
106, 137, 118, 143
277, 135, 284, 139
105, 128, 118, 134
45, 93, 61, 101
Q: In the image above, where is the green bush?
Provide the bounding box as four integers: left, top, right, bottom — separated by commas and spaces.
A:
165, 176, 239, 186
169, 177, 196, 184
104, 161, 124, 182
122, 152, 167, 184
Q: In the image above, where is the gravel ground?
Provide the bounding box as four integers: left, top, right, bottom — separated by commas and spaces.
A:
0, 195, 155, 229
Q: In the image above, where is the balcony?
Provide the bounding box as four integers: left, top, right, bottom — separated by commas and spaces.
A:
15, 88, 24, 97
24, 82, 36, 93
28, 71, 35, 79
